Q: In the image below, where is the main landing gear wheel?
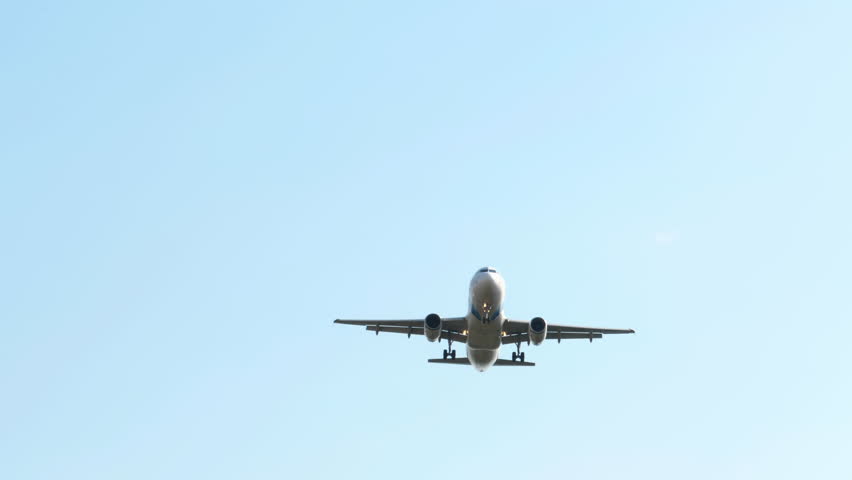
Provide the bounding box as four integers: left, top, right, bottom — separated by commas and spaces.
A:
442, 333, 457, 359
512, 342, 526, 362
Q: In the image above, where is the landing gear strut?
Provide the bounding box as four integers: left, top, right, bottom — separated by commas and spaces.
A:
442, 334, 457, 359
511, 341, 525, 362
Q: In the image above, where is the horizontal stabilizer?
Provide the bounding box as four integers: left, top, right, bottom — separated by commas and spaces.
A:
427, 358, 470, 365
427, 358, 535, 366
494, 359, 535, 366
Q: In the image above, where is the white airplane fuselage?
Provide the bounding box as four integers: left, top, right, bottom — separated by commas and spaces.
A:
465, 269, 507, 372
335, 267, 635, 370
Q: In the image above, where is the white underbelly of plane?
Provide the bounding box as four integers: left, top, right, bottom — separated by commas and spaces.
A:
467, 346, 499, 372
465, 314, 503, 371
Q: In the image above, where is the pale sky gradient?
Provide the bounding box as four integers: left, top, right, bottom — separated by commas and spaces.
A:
2, 1, 851, 479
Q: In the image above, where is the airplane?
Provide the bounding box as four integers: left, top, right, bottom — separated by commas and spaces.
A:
334, 267, 635, 372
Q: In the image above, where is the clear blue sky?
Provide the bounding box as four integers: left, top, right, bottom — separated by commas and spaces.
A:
2, 1, 851, 479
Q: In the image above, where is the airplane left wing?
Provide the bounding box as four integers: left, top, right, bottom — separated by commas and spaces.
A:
334, 317, 468, 342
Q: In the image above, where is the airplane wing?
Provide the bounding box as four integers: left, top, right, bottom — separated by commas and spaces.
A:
334, 317, 468, 343
501, 332, 603, 344
502, 319, 634, 344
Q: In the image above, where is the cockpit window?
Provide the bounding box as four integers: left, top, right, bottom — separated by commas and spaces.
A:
478, 267, 498, 273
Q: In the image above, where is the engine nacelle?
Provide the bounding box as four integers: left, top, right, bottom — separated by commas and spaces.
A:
529, 317, 547, 345
424, 313, 442, 342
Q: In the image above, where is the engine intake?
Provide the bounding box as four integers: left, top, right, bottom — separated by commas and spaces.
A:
529, 317, 547, 345
424, 313, 442, 342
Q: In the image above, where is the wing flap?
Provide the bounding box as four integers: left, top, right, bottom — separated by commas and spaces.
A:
335, 317, 467, 332
365, 326, 467, 344
501, 332, 603, 345
335, 319, 423, 327
503, 319, 634, 335
548, 331, 603, 342
365, 325, 423, 336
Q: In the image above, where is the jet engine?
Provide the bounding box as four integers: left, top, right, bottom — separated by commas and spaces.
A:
529, 317, 547, 345
424, 313, 442, 342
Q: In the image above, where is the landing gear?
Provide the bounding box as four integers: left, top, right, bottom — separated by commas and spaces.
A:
511, 342, 525, 362
442, 334, 457, 359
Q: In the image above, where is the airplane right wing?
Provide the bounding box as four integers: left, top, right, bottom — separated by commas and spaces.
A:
502, 319, 634, 344
501, 332, 603, 344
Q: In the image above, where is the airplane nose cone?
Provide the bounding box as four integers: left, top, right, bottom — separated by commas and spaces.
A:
475, 273, 503, 297
482, 273, 498, 286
